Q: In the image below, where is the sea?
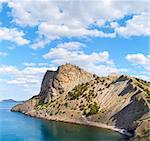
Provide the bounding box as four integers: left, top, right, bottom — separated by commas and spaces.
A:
0, 101, 128, 141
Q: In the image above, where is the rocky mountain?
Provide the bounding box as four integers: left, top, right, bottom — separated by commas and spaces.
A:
11, 64, 150, 141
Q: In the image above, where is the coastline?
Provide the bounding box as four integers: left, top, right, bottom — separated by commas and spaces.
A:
14, 110, 132, 138
43, 116, 132, 137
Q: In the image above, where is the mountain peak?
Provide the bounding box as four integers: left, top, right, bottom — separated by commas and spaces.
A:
11, 64, 150, 140
39, 64, 93, 103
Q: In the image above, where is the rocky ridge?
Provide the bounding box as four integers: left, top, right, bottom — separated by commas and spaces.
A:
11, 64, 150, 140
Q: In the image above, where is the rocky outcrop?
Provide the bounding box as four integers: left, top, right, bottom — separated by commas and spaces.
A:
11, 64, 150, 140
39, 64, 93, 103
131, 117, 150, 141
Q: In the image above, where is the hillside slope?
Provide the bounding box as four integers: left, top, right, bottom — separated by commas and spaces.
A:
11, 64, 150, 140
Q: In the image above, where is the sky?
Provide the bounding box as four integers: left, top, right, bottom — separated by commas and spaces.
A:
0, 0, 150, 101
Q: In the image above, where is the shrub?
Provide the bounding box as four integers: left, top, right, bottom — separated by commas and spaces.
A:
86, 89, 95, 101
85, 102, 99, 117
79, 104, 85, 111
68, 83, 88, 100
64, 102, 68, 107
83, 109, 87, 115
145, 89, 150, 103
106, 84, 110, 88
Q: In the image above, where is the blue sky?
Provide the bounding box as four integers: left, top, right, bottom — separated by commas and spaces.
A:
0, 0, 149, 100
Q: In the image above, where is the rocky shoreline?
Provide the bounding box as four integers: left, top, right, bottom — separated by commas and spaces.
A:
11, 109, 132, 140
11, 64, 150, 141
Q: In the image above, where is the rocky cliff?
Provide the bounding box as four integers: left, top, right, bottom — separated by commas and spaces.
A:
11, 64, 150, 140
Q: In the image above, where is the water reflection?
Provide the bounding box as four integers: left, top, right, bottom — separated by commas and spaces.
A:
40, 120, 126, 141
0, 102, 127, 141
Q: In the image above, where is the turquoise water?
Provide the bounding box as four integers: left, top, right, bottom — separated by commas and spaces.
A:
0, 101, 128, 141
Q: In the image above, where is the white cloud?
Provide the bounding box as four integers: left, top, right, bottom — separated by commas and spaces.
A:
96, 20, 105, 27
43, 41, 122, 76
0, 64, 56, 90
38, 63, 49, 66
38, 22, 116, 39
126, 53, 150, 71
23, 62, 50, 67
0, 64, 50, 100
1, 0, 148, 49
0, 65, 19, 74
23, 62, 36, 67
112, 12, 150, 37
138, 71, 150, 81
0, 52, 7, 56
7, 0, 149, 27
0, 27, 29, 45
30, 39, 50, 50
57, 42, 86, 50
134, 74, 150, 82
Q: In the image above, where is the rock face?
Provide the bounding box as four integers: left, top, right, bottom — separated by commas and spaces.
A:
11, 64, 150, 140
39, 64, 93, 103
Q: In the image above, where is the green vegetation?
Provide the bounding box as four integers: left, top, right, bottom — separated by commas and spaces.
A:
64, 102, 68, 107
134, 78, 150, 103
89, 89, 95, 97
35, 101, 49, 110
79, 104, 85, 111
86, 89, 97, 102
137, 128, 150, 141
68, 83, 89, 100
135, 78, 150, 87
106, 84, 110, 88
34, 98, 60, 111
83, 102, 100, 117
145, 89, 150, 103
136, 82, 145, 90
100, 108, 106, 113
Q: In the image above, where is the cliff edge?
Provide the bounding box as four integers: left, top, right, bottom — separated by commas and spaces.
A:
11, 64, 150, 140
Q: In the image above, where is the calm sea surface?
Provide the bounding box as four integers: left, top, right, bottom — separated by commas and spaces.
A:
0, 101, 128, 141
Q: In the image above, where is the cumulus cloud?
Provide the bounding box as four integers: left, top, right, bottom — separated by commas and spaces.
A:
0, 27, 29, 45
56, 42, 86, 50
126, 53, 150, 81
0, 64, 56, 88
0, 65, 19, 74
0, 64, 57, 100
112, 12, 150, 37
30, 39, 50, 50
126, 53, 150, 71
7, 0, 149, 26
0, 0, 147, 48
43, 41, 123, 76
38, 22, 116, 39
